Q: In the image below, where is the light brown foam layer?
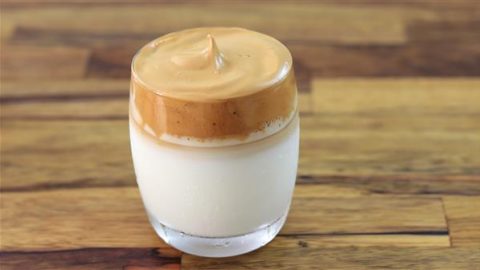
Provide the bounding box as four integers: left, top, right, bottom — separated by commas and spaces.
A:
131, 27, 297, 142
133, 27, 292, 101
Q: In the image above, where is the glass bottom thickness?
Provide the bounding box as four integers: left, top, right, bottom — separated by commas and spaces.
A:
147, 212, 287, 258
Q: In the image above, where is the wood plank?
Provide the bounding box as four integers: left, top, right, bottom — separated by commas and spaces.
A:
291, 41, 480, 77
443, 196, 480, 247
1, 120, 134, 191
2, 235, 447, 269
182, 247, 480, 270
297, 93, 312, 114
86, 45, 137, 78
8, 26, 151, 50
282, 196, 446, 234
303, 78, 480, 176
1, 20, 15, 40
0, 235, 449, 270
298, 175, 480, 196
269, 234, 449, 248
0, 80, 129, 119
312, 78, 480, 114
300, 115, 480, 177
0, 187, 164, 251
0, 185, 447, 251
291, 182, 367, 198
0, 79, 129, 99
1, 99, 128, 119
293, 61, 312, 93
1, 4, 410, 44
0, 248, 181, 270
1, 0, 479, 9
407, 20, 480, 44
0, 45, 90, 80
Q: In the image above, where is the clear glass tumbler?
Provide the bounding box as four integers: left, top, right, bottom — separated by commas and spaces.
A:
129, 27, 299, 257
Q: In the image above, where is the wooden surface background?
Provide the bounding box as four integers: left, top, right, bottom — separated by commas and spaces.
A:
1, 1, 480, 269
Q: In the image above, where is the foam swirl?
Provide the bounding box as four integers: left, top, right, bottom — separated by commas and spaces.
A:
133, 27, 292, 101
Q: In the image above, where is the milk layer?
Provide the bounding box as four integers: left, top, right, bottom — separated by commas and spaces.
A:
130, 115, 299, 237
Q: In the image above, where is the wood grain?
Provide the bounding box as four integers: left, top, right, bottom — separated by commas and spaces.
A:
2, 97, 128, 120
283, 196, 447, 234
0, 187, 164, 251
297, 93, 312, 114
0, 185, 447, 251
443, 196, 480, 247
0, 45, 90, 79
1, 0, 479, 8
302, 78, 480, 176
0, 248, 181, 270
182, 247, 480, 270
1, 99, 128, 119
1, 4, 410, 44
297, 175, 480, 196
0, 79, 129, 99
407, 20, 480, 44
269, 234, 450, 248
300, 114, 480, 176
292, 42, 480, 77
1, 20, 15, 40
312, 78, 480, 114
1, 120, 134, 191
1, 236, 449, 270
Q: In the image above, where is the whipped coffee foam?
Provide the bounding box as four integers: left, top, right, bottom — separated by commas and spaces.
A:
131, 27, 297, 144
133, 28, 292, 100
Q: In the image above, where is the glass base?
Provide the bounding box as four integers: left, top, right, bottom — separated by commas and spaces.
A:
147, 212, 287, 258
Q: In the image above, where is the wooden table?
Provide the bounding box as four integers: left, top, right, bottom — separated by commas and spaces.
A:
1, 1, 480, 269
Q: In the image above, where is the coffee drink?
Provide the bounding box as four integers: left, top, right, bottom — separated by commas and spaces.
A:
130, 27, 299, 257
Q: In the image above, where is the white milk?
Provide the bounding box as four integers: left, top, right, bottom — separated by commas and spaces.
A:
129, 115, 299, 237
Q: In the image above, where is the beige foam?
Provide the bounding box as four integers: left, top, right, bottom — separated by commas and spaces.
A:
131, 27, 297, 142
